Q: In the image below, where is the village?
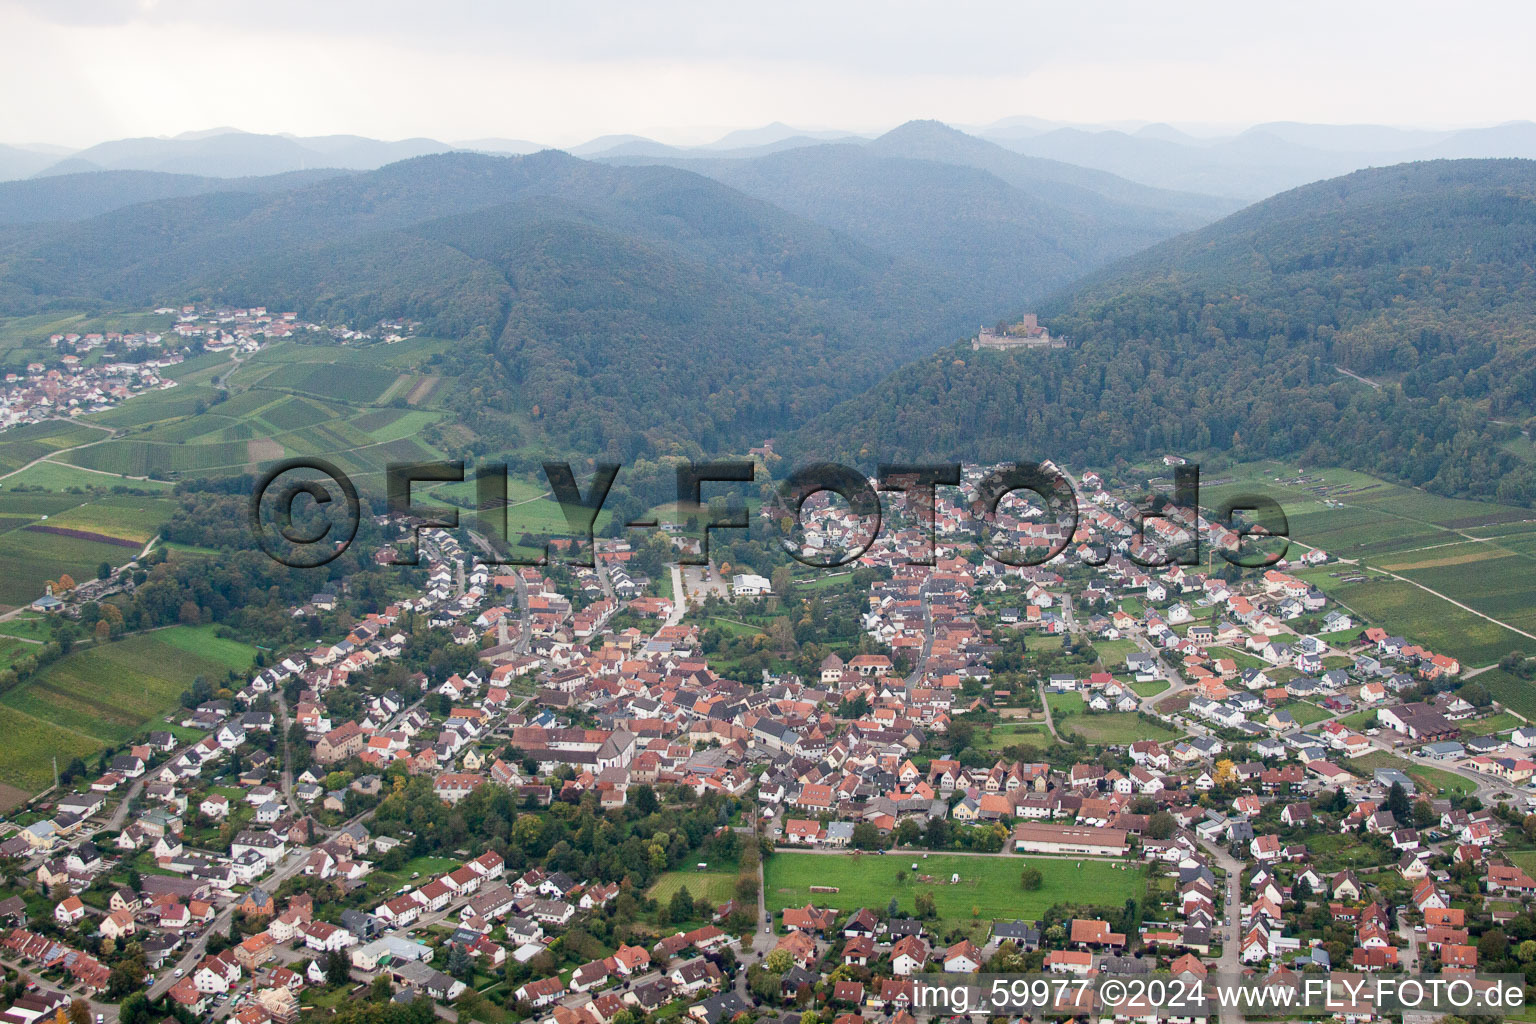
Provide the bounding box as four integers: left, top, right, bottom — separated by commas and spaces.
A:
0, 304, 413, 433
0, 460, 1532, 1024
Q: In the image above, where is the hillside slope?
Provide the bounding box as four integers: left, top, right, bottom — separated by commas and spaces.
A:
0, 151, 960, 458
783, 159, 1536, 505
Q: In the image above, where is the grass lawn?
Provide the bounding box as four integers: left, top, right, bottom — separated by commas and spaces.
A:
1060, 713, 1181, 745
1277, 701, 1332, 727
1131, 679, 1170, 698
1460, 711, 1525, 736
1090, 638, 1140, 669
1045, 692, 1086, 716
1349, 750, 1474, 797
1339, 709, 1378, 731
647, 869, 739, 907
764, 852, 1146, 939
978, 721, 1055, 750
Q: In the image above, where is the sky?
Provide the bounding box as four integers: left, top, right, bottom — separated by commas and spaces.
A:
5, 0, 1536, 148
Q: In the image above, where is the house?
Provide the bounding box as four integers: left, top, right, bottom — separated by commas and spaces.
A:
53, 897, 86, 926
942, 939, 981, 973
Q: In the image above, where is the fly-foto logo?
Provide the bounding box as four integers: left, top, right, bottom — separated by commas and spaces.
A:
250, 458, 1289, 570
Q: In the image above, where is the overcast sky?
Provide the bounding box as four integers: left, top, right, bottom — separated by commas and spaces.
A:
6, 0, 1535, 148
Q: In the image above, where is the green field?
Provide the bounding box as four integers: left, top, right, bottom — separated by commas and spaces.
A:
1349, 750, 1474, 797
0, 420, 113, 473
764, 852, 1146, 937
0, 488, 176, 608
1059, 713, 1181, 745
1276, 701, 1332, 726
0, 705, 103, 800
978, 721, 1055, 750
1479, 670, 1536, 721
647, 870, 739, 908
0, 626, 257, 796
1299, 568, 1525, 669
1199, 460, 1536, 668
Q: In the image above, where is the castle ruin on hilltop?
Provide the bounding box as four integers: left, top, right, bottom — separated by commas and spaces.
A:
972, 313, 1067, 351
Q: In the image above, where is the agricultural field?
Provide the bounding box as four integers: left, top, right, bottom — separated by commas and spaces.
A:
764, 852, 1147, 939
0, 705, 102, 805
1201, 460, 1536, 667
0, 626, 257, 796
41, 352, 455, 487
0, 489, 175, 608
0, 420, 113, 474
1478, 670, 1536, 721
1297, 568, 1525, 669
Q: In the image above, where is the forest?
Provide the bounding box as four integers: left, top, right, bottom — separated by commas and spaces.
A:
783, 160, 1536, 506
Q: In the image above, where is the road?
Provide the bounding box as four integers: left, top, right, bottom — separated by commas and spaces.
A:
1333, 365, 1382, 390
902, 576, 936, 692
0, 417, 119, 482
665, 565, 686, 627
1035, 681, 1062, 741
275, 690, 300, 815
1195, 836, 1247, 1024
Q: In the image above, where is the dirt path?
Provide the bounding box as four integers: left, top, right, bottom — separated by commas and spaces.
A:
0, 419, 118, 482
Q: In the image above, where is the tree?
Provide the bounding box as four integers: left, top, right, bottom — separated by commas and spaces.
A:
97, 561, 112, 581
1412, 800, 1436, 829
764, 949, 793, 974
57, 574, 75, 592
370, 974, 394, 1002
771, 565, 794, 598
915, 891, 937, 919
67, 1001, 90, 1024
1019, 867, 1043, 891
851, 822, 880, 849
1213, 760, 1237, 788
118, 993, 149, 1024
1146, 810, 1176, 840
94, 620, 110, 642
326, 948, 350, 987
668, 885, 695, 923
1386, 781, 1411, 821
447, 943, 473, 980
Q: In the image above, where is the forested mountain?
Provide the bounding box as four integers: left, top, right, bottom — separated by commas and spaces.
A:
0, 151, 968, 458
782, 159, 1536, 505
0, 140, 1233, 459
604, 121, 1237, 313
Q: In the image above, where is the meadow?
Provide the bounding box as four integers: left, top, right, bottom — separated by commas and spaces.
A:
1059, 713, 1181, 745
764, 852, 1146, 938
646, 869, 740, 908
